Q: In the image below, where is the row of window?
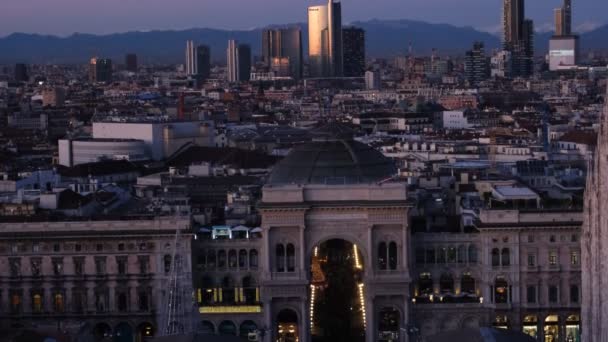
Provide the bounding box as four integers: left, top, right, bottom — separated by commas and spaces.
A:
276, 244, 295, 273
7, 241, 156, 254
199, 275, 259, 305
6, 288, 151, 314
526, 250, 579, 267
197, 249, 259, 270
525, 284, 579, 305
415, 245, 478, 265
8, 256, 152, 277
378, 242, 398, 270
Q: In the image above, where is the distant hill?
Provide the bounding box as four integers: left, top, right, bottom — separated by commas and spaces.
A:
0, 19, 605, 64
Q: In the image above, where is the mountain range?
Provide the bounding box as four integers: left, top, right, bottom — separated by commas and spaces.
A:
0, 19, 606, 64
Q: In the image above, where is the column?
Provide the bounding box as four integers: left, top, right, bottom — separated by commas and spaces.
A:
87, 281, 96, 312
402, 297, 411, 342
300, 299, 310, 342
108, 281, 116, 312
22, 285, 31, 314
367, 227, 373, 278
365, 296, 375, 342
263, 299, 272, 342
537, 318, 544, 342
263, 226, 271, 276
299, 226, 306, 275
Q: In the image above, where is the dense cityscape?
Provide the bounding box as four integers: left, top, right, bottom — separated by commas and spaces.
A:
0, 0, 607, 342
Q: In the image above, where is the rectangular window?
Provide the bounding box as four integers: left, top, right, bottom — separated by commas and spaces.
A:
52, 258, 63, 275
95, 257, 106, 275
8, 258, 21, 277
138, 256, 149, 274
527, 254, 536, 267
571, 251, 579, 266
74, 257, 85, 276
30, 258, 42, 277
549, 251, 558, 266
570, 285, 579, 303
117, 257, 127, 275
549, 286, 559, 303
526, 286, 536, 303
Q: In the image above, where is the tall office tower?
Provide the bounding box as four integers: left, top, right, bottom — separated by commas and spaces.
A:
502, 0, 534, 77
342, 27, 365, 77
308, 0, 343, 78
280, 28, 303, 80
125, 53, 138, 72
89, 57, 113, 83
185, 40, 197, 76
554, 0, 572, 36
502, 0, 525, 50
238, 44, 252, 82
14, 63, 28, 82
196, 45, 211, 79
227, 40, 239, 82
464, 42, 489, 86
262, 29, 282, 66
582, 82, 608, 342
262, 28, 303, 79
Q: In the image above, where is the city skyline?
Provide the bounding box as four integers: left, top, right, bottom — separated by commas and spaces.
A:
1, 0, 606, 37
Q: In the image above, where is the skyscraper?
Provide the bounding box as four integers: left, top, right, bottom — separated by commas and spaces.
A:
125, 54, 138, 72
342, 27, 365, 77
238, 44, 251, 82
196, 45, 211, 79
502, 0, 534, 77
261, 28, 303, 79
554, 0, 572, 36
308, 0, 343, 78
227, 40, 239, 82
89, 57, 112, 83
464, 42, 489, 86
185, 40, 197, 76
14, 63, 28, 82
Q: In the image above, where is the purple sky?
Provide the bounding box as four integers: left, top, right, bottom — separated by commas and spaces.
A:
1, 0, 606, 36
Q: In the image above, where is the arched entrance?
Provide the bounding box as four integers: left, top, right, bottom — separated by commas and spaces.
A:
114, 322, 134, 342
310, 239, 365, 342
239, 320, 258, 339
136, 322, 154, 342
197, 320, 215, 335
277, 309, 299, 342
218, 320, 237, 336
93, 323, 112, 342
378, 307, 400, 342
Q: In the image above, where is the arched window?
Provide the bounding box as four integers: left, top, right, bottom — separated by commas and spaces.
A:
378, 242, 387, 270
447, 247, 457, 263
164, 255, 172, 273
200, 276, 214, 305
276, 245, 285, 272
439, 273, 454, 294
242, 276, 258, 305
418, 273, 433, 296
222, 276, 235, 304
388, 242, 398, 270
53, 292, 64, 313
249, 250, 258, 269
570, 285, 579, 303
425, 248, 436, 264
491, 248, 500, 267
286, 243, 295, 272
117, 293, 128, 312
494, 277, 509, 303
239, 249, 247, 269
228, 250, 237, 269
437, 247, 447, 263
218, 321, 237, 336
457, 245, 466, 263
218, 250, 227, 269
461, 273, 475, 295
468, 245, 478, 263
206, 250, 216, 269
501, 248, 510, 266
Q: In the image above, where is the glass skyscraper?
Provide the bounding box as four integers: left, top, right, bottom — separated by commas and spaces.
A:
308, 0, 342, 78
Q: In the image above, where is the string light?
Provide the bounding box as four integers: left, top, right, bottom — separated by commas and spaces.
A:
358, 283, 366, 328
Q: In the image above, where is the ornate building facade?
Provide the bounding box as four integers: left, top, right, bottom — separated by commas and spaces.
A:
0, 218, 191, 342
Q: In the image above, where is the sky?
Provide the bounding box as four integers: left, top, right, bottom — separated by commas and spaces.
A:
1, 0, 606, 37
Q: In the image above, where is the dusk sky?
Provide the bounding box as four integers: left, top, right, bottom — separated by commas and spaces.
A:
1, 0, 606, 37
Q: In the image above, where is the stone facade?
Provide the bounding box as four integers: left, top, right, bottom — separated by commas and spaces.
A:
0, 218, 191, 342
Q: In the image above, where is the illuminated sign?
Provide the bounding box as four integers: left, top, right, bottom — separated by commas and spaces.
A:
199, 305, 262, 314
550, 50, 575, 57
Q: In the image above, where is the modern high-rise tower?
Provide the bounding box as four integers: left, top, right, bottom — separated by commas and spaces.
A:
185, 41, 197, 76
261, 27, 303, 79
238, 44, 252, 82
554, 0, 572, 36
227, 40, 239, 82
342, 27, 365, 77
196, 45, 211, 79
465, 42, 489, 86
125, 54, 138, 73
308, 0, 343, 78
502, 0, 534, 77
89, 57, 113, 83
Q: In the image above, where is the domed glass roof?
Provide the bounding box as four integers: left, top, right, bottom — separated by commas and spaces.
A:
267, 124, 396, 185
